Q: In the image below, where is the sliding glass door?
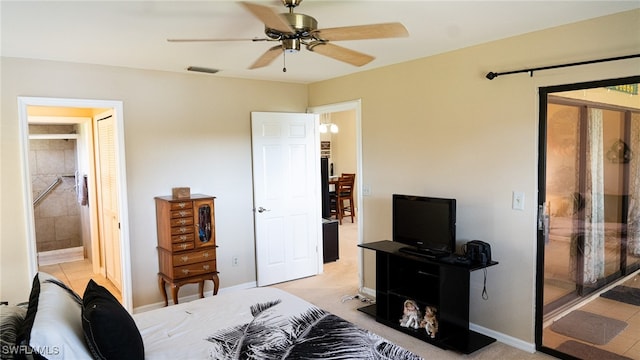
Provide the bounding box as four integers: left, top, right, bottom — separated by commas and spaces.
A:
537, 76, 640, 358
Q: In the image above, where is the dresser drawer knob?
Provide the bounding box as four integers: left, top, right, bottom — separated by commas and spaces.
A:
181, 256, 189, 262
179, 235, 187, 241
179, 227, 187, 233
203, 265, 210, 271
180, 243, 188, 250
178, 203, 187, 208
178, 219, 187, 225
203, 252, 209, 258
182, 269, 190, 274
179, 211, 188, 216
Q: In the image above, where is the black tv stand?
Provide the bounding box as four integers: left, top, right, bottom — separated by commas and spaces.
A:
358, 240, 498, 354
398, 246, 448, 259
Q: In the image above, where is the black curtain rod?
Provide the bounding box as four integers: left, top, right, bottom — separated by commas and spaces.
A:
485, 53, 640, 80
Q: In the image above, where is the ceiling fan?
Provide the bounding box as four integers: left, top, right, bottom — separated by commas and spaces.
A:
167, 0, 409, 71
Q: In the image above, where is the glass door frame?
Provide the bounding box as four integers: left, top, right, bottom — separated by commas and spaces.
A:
535, 75, 640, 358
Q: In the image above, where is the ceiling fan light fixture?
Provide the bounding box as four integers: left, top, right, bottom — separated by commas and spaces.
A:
282, 38, 301, 53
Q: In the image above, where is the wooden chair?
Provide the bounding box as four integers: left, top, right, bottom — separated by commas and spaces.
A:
336, 173, 355, 224
328, 187, 338, 220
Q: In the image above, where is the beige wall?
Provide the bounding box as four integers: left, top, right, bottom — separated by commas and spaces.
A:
1, 57, 308, 307
329, 110, 357, 179
308, 10, 640, 343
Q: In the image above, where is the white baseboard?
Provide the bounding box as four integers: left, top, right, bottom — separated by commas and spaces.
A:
38, 246, 84, 266
133, 281, 257, 314
470, 323, 536, 353
360, 286, 375, 298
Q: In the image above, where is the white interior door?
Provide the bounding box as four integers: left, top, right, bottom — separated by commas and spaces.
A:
95, 111, 122, 291
251, 111, 321, 286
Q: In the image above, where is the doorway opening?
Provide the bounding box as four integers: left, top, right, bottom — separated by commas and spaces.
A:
308, 100, 364, 293
536, 76, 640, 358
17, 97, 133, 311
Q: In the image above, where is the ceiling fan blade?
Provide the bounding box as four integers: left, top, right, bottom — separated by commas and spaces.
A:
307, 43, 374, 67
315, 22, 409, 41
240, 2, 294, 35
249, 45, 283, 69
167, 38, 269, 42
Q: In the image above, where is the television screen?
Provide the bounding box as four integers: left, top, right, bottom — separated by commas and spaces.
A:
392, 194, 456, 254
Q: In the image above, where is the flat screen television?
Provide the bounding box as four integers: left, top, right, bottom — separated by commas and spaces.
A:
392, 194, 456, 256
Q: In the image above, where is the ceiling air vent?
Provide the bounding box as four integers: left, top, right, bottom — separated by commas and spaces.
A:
187, 66, 219, 74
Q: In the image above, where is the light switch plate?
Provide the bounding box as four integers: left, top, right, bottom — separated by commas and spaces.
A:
512, 191, 525, 210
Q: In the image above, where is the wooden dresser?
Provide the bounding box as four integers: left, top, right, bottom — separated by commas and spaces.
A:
155, 194, 219, 306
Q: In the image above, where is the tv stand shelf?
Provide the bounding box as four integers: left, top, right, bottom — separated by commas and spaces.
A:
358, 240, 498, 354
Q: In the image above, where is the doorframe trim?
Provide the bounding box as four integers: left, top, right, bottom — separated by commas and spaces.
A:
17, 96, 133, 312
307, 99, 364, 291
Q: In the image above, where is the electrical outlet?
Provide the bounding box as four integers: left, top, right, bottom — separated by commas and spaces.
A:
362, 184, 371, 196
232, 256, 239, 267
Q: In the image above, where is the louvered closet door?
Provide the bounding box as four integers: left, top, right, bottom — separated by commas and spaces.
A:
96, 113, 122, 291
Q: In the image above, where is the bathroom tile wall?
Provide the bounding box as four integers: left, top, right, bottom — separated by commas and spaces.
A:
30, 124, 82, 252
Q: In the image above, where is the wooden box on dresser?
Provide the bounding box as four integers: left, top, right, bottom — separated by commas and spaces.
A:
155, 194, 219, 306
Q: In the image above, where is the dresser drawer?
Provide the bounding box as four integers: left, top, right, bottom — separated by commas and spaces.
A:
171, 209, 194, 219
170, 217, 193, 227
172, 242, 195, 252
173, 260, 216, 279
171, 233, 194, 243
170, 225, 194, 236
170, 201, 192, 211
173, 249, 215, 266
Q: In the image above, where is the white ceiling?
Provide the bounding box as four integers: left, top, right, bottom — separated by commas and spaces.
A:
2, 1, 639, 84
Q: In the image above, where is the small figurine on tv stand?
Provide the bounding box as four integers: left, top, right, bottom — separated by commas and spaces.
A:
420, 306, 439, 338
399, 299, 422, 329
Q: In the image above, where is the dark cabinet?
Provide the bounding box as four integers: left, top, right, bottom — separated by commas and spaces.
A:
322, 218, 339, 263
358, 240, 498, 354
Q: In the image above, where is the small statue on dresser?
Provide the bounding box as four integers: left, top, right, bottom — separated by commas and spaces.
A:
420, 306, 439, 338
399, 299, 422, 329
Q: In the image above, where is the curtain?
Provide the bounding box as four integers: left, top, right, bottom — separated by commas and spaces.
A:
583, 108, 605, 283
571, 108, 605, 284
628, 113, 640, 255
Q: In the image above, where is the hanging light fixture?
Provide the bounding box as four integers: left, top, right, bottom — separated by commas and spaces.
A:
319, 113, 338, 134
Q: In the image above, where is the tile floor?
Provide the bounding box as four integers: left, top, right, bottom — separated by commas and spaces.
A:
39, 259, 121, 302
543, 273, 640, 359
543, 230, 640, 359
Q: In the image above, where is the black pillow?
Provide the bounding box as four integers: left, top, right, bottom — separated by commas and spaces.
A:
81, 280, 144, 360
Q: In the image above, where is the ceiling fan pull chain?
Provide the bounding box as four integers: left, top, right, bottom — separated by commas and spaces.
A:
283, 50, 287, 72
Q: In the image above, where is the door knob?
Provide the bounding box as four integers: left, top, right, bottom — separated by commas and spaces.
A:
257, 207, 270, 213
